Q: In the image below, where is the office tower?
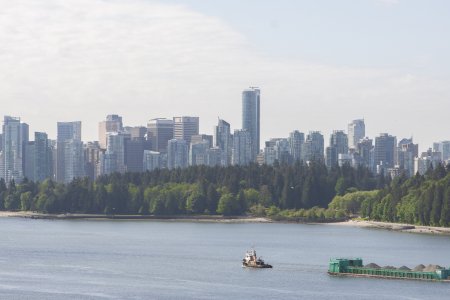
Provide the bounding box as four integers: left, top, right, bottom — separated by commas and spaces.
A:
125, 138, 151, 172
348, 119, 365, 150
173, 116, 199, 145
56, 121, 82, 183
301, 131, 324, 162
397, 138, 418, 177
214, 119, 232, 166
34, 132, 52, 182
232, 129, 252, 166
191, 134, 213, 148
84, 141, 101, 180
167, 139, 188, 170
357, 137, 374, 170
2, 116, 23, 183
20, 123, 29, 176
98, 115, 123, 149
288, 130, 304, 162
143, 150, 162, 171
189, 140, 209, 166
242, 87, 260, 160
24, 141, 35, 180
147, 118, 174, 153
326, 130, 348, 167
374, 133, 397, 170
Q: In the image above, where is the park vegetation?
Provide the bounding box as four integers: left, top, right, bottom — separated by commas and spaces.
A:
0, 162, 449, 227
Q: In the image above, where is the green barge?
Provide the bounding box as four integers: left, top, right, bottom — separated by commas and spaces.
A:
328, 258, 450, 281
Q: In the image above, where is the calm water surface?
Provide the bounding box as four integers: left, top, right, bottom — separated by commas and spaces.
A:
0, 218, 449, 299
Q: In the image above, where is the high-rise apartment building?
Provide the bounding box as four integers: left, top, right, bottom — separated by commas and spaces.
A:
356, 137, 374, 170
348, 119, 365, 150
143, 150, 162, 171
397, 138, 418, 177
84, 141, 101, 180
167, 139, 188, 170
242, 87, 260, 160
214, 119, 232, 166
374, 133, 397, 171
2, 116, 24, 183
56, 121, 82, 183
173, 116, 199, 145
433, 141, 450, 162
98, 115, 123, 149
147, 118, 174, 153
288, 130, 304, 162
232, 129, 252, 166
189, 140, 209, 166
34, 132, 52, 182
301, 131, 324, 162
326, 130, 348, 167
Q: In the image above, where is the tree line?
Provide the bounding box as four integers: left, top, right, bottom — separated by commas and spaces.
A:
327, 164, 450, 227
0, 162, 382, 216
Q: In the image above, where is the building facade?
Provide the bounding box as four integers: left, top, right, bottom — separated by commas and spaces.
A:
348, 119, 365, 150
242, 87, 260, 161
147, 118, 174, 153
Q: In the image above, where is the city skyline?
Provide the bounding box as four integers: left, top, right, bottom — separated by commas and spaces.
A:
0, 0, 449, 148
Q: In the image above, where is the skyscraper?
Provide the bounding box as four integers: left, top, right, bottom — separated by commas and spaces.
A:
167, 139, 188, 169
357, 137, 374, 170
56, 121, 82, 183
147, 118, 174, 153
2, 116, 23, 183
232, 129, 252, 166
348, 119, 365, 150
242, 87, 260, 160
34, 132, 52, 182
301, 131, 324, 162
214, 118, 232, 166
326, 130, 348, 167
288, 130, 304, 162
374, 133, 397, 171
397, 138, 418, 177
98, 115, 123, 149
173, 116, 199, 145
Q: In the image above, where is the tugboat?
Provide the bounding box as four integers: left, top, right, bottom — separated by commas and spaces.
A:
242, 249, 272, 268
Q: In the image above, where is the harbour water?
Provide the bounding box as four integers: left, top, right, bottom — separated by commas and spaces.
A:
0, 218, 449, 299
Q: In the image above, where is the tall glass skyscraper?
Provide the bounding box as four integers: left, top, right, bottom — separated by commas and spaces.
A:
242, 87, 260, 160
1, 116, 23, 183
56, 121, 83, 183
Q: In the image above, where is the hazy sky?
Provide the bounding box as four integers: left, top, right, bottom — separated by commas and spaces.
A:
1, 0, 449, 150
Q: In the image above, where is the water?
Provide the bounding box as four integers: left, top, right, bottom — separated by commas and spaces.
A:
0, 218, 449, 299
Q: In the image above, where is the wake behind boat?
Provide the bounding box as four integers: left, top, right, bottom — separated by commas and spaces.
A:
242, 249, 272, 268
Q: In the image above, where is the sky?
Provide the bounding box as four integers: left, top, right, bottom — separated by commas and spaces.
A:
1, 0, 449, 150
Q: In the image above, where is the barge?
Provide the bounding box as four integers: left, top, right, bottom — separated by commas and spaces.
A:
328, 258, 450, 281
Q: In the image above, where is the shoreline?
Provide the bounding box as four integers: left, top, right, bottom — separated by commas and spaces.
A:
1, 211, 450, 235
0, 211, 272, 223
328, 219, 450, 236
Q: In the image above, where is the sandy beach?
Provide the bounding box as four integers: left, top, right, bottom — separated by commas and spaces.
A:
330, 219, 450, 236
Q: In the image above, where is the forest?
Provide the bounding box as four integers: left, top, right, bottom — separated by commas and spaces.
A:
0, 162, 448, 227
